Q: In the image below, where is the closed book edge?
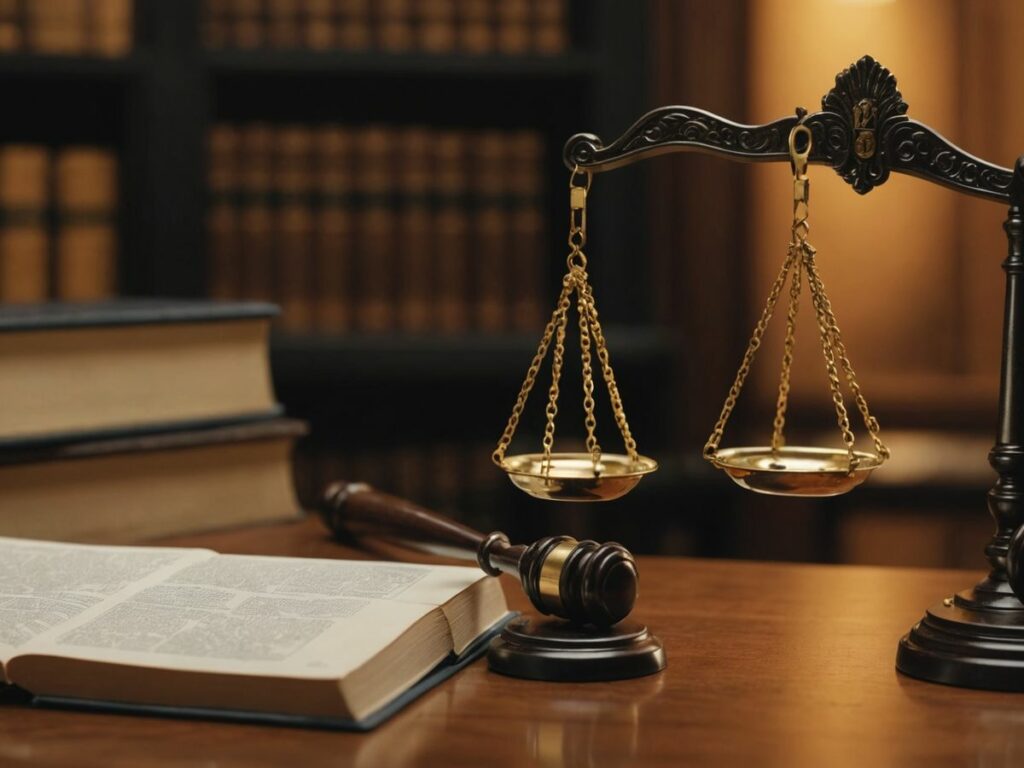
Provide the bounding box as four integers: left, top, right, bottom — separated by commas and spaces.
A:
0, 299, 279, 332
0, 415, 302, 465
31, 614, 514, 731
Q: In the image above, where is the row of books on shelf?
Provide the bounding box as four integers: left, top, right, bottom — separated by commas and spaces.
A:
0, 144, 117, 304
0, 0, 132, 56
207, 122, 547, 334
202, 0, 568, 55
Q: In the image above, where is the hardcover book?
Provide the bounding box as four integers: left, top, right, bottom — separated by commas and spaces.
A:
0, 419, 306, 542
0, 536, 510, 729
0, 299, 283, 445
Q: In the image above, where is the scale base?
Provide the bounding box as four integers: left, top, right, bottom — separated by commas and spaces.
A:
897, 589, 1024, 691
487, 616, 665, 682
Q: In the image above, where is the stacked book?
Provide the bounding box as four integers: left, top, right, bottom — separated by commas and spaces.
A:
0, 0, 133, 56
202, 0, 568, 55
0, 143, 119, 304
0, 300, 305, 543
207, 122, 546, 334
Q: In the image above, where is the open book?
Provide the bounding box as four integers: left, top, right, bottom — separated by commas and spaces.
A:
0, 536, 509, 729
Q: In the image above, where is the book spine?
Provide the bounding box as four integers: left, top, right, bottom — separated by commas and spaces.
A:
25, 0, 88, 54
90, 0, 133, 57
0, 0, 23, 52
396, 127, 433, 333
354, 126, 396, 332
231, 0, 265, 49
471, 131, 508, 332
303, 0, 334, 49
433, 131, 469, 332
313, 125, 353, 332
416, 0, 455, 53
0, 145, 50, 303
455, 0, 492, 54
54, 146, 118, 301
202, 0, 232, 48
266, 0, 301, 48
238, 123, 275, 302
275, 125, 315, 332
508, 130, 545, 331
532, 0, 567, 54
496, 0, 529, 55
207, 124, 241, 300
376, 0, 412, 52
336, 0, 371, 50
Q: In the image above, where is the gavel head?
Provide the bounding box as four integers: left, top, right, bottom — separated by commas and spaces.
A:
519, 536, 638, 628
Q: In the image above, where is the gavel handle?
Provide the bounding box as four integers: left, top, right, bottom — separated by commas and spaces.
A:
319, 481, 524, 577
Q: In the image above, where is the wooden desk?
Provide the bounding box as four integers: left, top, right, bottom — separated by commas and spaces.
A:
3, 517, 1022, 767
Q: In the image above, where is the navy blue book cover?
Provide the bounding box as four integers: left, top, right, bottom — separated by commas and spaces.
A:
0, 299, 278, 333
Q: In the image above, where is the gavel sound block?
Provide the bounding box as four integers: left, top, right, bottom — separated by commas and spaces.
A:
320, 481, 665, 682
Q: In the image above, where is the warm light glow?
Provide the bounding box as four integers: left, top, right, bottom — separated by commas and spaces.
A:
836, 0, 897, 6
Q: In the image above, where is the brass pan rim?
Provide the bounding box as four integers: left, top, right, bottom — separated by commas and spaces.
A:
711, 445, 884, 473
500, 452, 659, 480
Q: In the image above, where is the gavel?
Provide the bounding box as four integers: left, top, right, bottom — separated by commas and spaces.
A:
319, 481, 638, 627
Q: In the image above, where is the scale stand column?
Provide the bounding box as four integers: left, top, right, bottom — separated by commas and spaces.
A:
895, 157, 1024, 689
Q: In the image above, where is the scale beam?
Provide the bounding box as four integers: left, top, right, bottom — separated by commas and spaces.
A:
563, 56, 1015, 204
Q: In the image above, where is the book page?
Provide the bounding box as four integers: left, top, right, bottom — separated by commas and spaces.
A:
0, 537, 213, 682
21, 554, 491, 680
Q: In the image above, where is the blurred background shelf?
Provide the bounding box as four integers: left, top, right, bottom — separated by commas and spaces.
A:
204, 49, 598, 80
270, 326, 673, 385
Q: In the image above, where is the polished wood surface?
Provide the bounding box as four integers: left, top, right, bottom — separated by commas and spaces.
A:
3, 516, 1023, 767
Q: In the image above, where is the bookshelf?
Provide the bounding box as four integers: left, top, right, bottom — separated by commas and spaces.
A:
0, 0, 683, 549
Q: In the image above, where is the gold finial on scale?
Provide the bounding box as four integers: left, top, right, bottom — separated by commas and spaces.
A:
703, 122, 890, 497
493, 166, 657, 502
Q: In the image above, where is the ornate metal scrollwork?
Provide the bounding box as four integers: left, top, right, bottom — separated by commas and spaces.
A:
819, 55, 908, 194
564, 54, 1013, 203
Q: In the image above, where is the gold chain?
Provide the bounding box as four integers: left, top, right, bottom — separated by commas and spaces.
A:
703, 249, 796, 459
704, 122, 887, 466
493, 167, 642, 470
771, 252, 802, 451
577, 270, 601, 464
580, 277, 639, 462
491, 277, 573, 466
804, 253, 890, 459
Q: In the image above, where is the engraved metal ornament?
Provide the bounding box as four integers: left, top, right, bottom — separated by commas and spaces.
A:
821, 55, 908, 194
852, 98, 878, 160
